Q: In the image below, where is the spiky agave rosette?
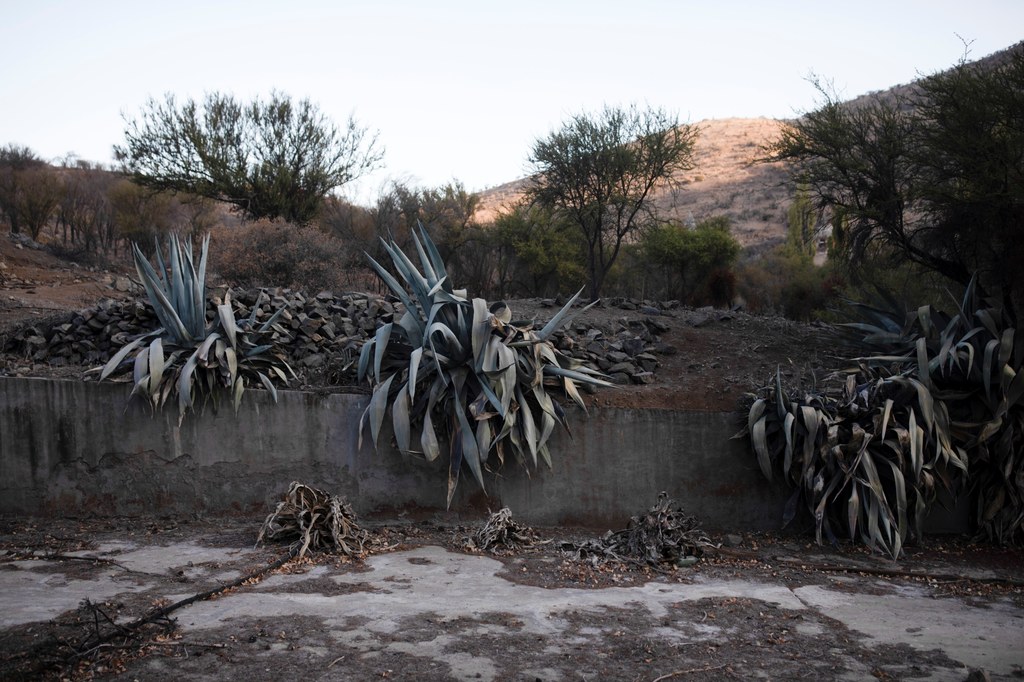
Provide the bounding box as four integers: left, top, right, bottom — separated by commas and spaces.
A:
358, 224, 611, 506
95, 234, 294, 422
742, 276, 1024, 557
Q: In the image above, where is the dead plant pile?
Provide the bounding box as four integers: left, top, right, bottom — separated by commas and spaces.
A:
257, 482, 370, 558
562, 492, 714, 570
465, 508, 542, 552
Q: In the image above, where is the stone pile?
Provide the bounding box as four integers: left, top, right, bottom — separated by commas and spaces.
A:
554, 317, 670, 385
2, 291, 674, 386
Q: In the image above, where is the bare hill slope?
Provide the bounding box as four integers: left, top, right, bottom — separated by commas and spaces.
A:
475, 118, 792, 251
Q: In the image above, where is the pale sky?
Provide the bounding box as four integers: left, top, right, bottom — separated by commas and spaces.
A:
2, 1, 1022, 205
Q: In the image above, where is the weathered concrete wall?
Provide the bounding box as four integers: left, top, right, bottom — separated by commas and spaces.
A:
0, 376, 786, 529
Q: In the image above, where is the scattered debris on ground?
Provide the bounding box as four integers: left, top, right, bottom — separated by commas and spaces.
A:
1, 547, 298, 680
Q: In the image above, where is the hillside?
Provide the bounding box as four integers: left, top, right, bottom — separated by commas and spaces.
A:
474, 118, 793, 251
474, 42, 1024, 253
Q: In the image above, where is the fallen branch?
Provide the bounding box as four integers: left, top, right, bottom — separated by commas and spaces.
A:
4, 550, 137, 573
3, 547, 298, 678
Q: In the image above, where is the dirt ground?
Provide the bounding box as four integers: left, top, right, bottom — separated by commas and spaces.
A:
0, 234, 831, 412
0, 515, 1021, 681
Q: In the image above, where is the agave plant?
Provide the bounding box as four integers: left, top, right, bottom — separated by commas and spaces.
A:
742, 276, 1024, 555
742, 365, 966, 558
96, 234, 294, 422
358, 224, 611, 505
845, 278, 1024, 545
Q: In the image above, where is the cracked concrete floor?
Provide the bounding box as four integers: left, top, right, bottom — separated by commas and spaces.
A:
1, 532, 1023, 681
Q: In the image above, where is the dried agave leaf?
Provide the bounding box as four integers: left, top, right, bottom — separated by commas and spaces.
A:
257, 481, 371, 558
561, 492, 713, 570
465, 507, 541, 552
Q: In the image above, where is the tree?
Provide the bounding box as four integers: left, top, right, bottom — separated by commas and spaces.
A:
491, 203, 585, 298
766, 46, 1024, 317
527, 105, 699, 299
55, 167, 112, 253
107, 179, 176, 252
786, 187, 819, 259
115, 92, 383, 224
0, 144, 44, 234
16, 167, 62, 240
642, 216, 740, 304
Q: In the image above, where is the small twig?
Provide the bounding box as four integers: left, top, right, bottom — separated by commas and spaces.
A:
652, 663, 728, 681
328, 655, 346, 668
144, 640, 226, 649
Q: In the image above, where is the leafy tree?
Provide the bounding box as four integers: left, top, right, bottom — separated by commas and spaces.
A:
369, 181, 484, 287
642, 216, 740, 304
491, 203, 585, 298
116, 92, 382, 224
107, 179, 176, 252
527, 105, 699, 299
767, 47, 1024, 317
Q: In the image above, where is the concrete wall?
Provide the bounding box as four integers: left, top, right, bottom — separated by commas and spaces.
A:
0, 376, 793, 530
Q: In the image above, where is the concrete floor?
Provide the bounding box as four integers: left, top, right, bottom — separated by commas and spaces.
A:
2, 527, 1022, 681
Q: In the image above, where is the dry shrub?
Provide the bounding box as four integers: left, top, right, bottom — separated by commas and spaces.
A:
561, 492, 713, 570
257, 482, 370, 558
209, 221, 361, 293
465, 508, 541, 552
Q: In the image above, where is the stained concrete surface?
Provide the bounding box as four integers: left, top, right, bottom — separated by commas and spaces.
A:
1, 528, 1021, 681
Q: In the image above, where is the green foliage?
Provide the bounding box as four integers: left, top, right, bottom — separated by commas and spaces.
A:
786, 187, 818, 260
107, 178, 175, 250
641, 216, 740, 304
357, 224, 610, 506
767, 47, 1024, 317
97, 234, 294, 422
370, 181, 486, 290
116, 92, 382, 224
528, 104, 699, 299
490, 203, 585, 298
735, 244, 838, 321
742, 277, 1024, 555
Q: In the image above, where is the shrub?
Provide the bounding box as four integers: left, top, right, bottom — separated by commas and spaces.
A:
358, 224, 610, 505
638, 217, 740, 305
734, 247, 835, 319
210, 221, 357, 292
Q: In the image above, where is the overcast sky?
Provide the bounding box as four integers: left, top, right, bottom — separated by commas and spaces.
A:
2, 1, 1022, 205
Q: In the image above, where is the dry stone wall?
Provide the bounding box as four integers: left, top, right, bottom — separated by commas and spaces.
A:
2, 290, 685, 387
